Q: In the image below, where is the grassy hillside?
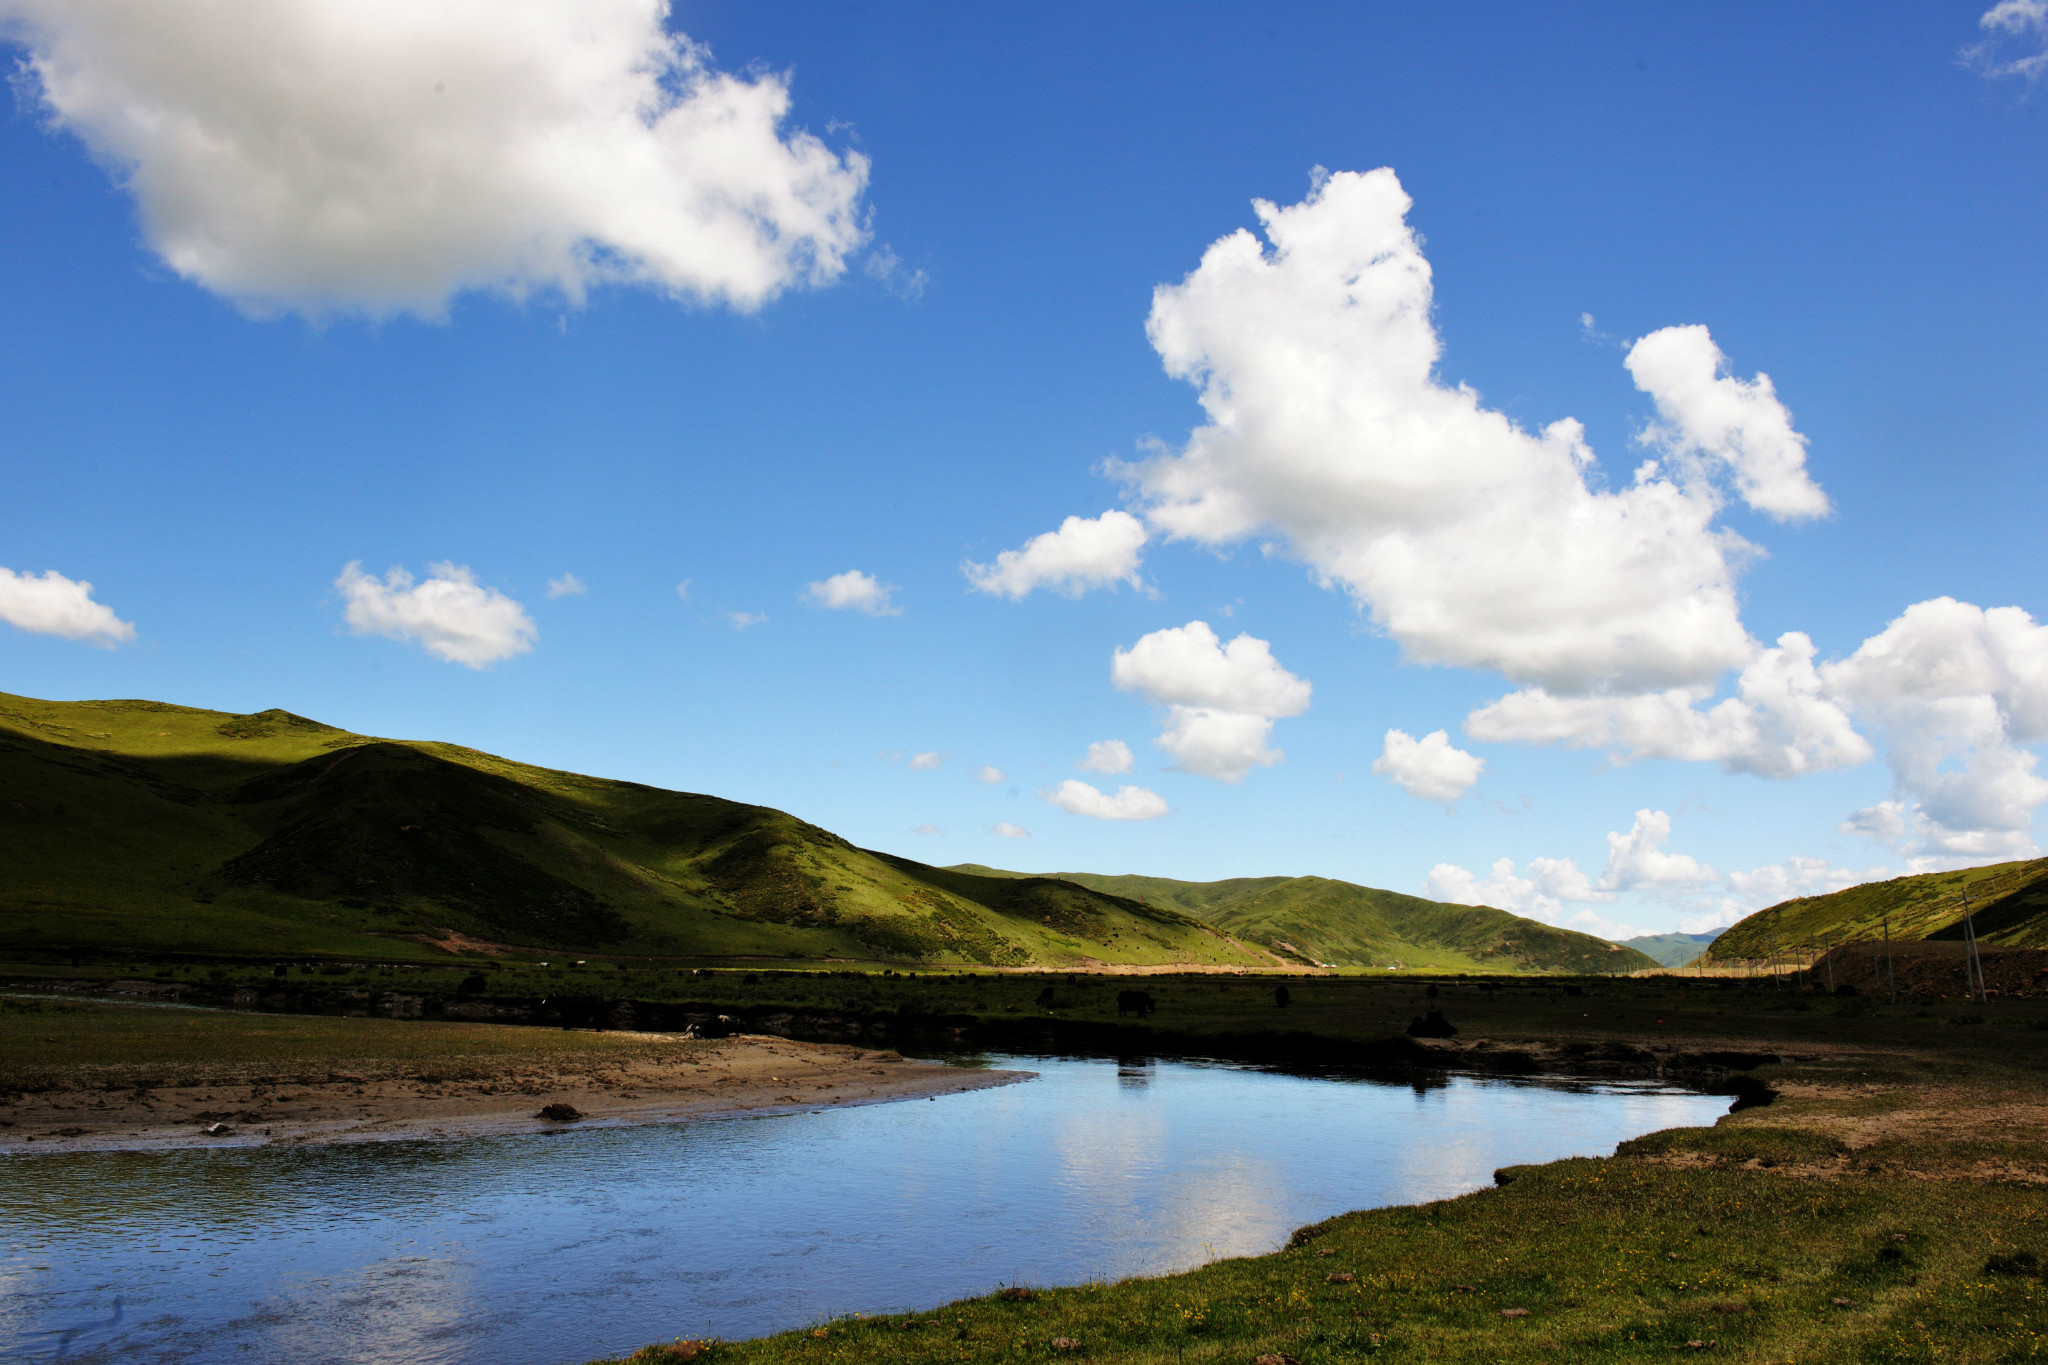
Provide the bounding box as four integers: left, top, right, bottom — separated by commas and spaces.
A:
0, 692, 1273, 970
1709, 856, 2048, 960
951, 865, 1656, 974
1619, 931, 1719, 968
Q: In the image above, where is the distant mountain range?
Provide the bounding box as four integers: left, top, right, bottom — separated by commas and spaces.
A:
952, 866, 1657, 975
1616, 931, 1721, 968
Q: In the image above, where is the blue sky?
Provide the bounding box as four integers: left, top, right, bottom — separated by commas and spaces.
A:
3, 2, 2046, 939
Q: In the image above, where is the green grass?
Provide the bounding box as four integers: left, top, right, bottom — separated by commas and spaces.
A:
0, 691, 1271, 970
2, 689, 1659, 977
14, 956, 2047, 1062
950, 865, 1658, 975
610, 1165, 2047, 1364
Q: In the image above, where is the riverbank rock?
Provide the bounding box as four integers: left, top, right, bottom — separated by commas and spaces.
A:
536, 1103, 583, 1122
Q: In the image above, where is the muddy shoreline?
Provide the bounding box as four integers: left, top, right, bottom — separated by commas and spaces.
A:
0, 1033, 1031, 1156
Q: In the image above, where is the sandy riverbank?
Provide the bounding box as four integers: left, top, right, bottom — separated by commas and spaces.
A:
0, 1033, 1031, 1154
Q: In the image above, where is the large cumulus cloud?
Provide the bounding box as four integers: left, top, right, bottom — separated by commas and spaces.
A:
3, 0, 870, 318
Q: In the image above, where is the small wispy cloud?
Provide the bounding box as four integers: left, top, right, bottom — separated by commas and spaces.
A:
675, 580, 693, 600
910, 751, 944, 770
725, 611, 767, 631
803, 569, 901, 616
990, 821, 1031, 838
546, 573, 587, 599
913, 823, 944, 836
978, 765, 1005, 784
1963, 0, 2048, 80
864, 244, 929, 300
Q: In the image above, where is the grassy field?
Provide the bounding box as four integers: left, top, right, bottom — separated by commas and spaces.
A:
0, 993, 702, 1093
8, 954, 2043, 1059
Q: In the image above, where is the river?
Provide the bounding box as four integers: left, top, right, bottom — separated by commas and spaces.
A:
0, 1052, 1726, 1364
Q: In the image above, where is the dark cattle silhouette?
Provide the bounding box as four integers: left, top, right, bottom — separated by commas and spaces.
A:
1116, 989, 1155, 1018
1407, 1008, 1458, 1038
1273, 984, 1291, 1007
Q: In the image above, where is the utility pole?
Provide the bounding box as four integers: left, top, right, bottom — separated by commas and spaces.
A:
1883, 916, 1896, 1005
1824, 938, 1835, 994
1961, 885, 1988, 1003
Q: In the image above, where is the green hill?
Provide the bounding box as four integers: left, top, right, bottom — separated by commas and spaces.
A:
949, 865, 1657, 975
0, 691, 1273, 970
1619, 932, 1720, 968
1709, 857, 2048, 960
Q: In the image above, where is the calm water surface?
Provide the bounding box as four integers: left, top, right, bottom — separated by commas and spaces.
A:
0, 1054, 1726, 1364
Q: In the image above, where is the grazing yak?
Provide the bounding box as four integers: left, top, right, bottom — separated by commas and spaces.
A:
1116, 989, 1156, 1018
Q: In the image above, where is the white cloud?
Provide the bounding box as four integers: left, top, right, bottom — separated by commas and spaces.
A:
1676, 856, 1892, 935
1823, 597, 2048, 859
2, 0, 870, 319
1466, 632, 1872, 779
1373, 728, 1483, 803
1964, 0, 2048, 80
724, 610, 767, 631
675, 580, 693, 600
909, 751, 943, 771
0, 566, 135, 646
1436, 818, 1890, 942
863, 243, 928, 300
545, 573, 586, 599
1079, 739, 1134, 775
913, 823, 943, 836
1723, 856, 1889, 912
1042, 779, 1169, 822
963, 510, 1148, 600
977, 765, 1005, 784
1425, 855, 1647, 940
1625, 325, 1829, 521
335, 561, 535, 667
990, 821, 1031, 839
1469, 597, 2048, 860
1597, 810, 1717, 891
1110, 620, 1310, 781
1123, 169, 1819, 695
802, 569, 901, 616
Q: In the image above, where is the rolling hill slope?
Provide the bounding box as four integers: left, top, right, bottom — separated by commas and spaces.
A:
0, 692, 1274, 969
950, 865, 1657, 974
1709, 857, 2048, 960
